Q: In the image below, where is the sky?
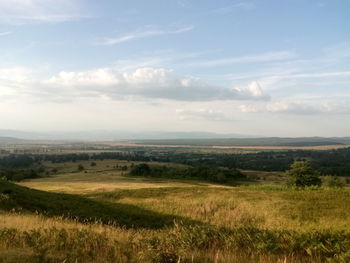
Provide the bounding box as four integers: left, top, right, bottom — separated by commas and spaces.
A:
0, 0, 350, 137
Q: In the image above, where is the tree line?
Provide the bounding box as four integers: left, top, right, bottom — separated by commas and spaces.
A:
129, 163, 246, 184
0, 147, 350, 177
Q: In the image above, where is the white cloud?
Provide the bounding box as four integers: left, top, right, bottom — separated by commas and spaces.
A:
46, 68, 119, 87
176, 108, 229, 121
0, 67, 269, 102
259, 71, 350, 83
288, 71, 350, 79
266, 100, 350, 115
188, 51, 296, 67
198, 2, 255, 16
233, 81, 269, 100
238, 104, 257, 113
100, 25, 194, 45
266, 101, 320, 114
0, 31, 11, 36
0, 0, 86, 24
320, 101, 350, 114
322, 42, 350, 59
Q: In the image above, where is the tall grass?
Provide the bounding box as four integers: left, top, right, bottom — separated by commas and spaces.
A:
95, 186, 350, 232
1, 180, 350, 262
1, 223, 350, 262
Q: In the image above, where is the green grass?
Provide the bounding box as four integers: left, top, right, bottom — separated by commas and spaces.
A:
0, 180, 196, 229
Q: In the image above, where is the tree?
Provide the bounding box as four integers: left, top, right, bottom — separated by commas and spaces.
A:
286, 161, 321, 187
129, 163, 151, 176
324, 176, 344, 188
78, 164, 85, 171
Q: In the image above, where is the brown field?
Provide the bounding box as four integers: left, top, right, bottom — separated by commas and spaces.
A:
104, 142, 350, 151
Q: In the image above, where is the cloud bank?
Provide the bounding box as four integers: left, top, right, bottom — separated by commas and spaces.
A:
237, 100, 350, 115
0, 67, 269, 102
176, 108, 230, 121
266, 101, 350, 115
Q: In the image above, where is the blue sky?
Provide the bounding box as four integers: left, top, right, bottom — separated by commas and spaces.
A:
0, 0, 350, 136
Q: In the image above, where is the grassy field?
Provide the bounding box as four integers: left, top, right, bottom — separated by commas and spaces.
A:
1, 160, 350, 262
18, 160, 213, 194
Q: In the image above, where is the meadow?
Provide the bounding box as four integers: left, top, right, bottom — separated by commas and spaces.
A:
1, 159, 350, 262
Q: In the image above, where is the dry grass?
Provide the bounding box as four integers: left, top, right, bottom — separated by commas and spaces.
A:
99, 187, 350, 232
18, 160, 203, 194
15, 161, 350, 232
2, 160, 350, 262
19, 178, 196, 194
0, 211, 142, 242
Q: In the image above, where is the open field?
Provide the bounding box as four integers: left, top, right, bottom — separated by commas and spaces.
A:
18, 160, 212, 194
1, 179, 350, 262
17, 159, 287, 194
1, 159, 350, 262
18, 169, 283, 194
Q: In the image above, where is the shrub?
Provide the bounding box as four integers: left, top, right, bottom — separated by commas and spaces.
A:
324, 176, 345, 188
286, 161, 322, 187
129, 164, 151, 176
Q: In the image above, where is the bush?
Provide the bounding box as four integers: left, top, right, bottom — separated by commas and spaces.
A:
0, 168, 39, 182
324, 176, 345, 188
78, 164, 85, 171
286, 161, 322, 187
129, 164, 151, 176
129, 164, 245, 184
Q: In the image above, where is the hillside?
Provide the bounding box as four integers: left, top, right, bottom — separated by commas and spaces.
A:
1, 177, 350, 262
0, 180, 189, 229
0, 137, 23, 145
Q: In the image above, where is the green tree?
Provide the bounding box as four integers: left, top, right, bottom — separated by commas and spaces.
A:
129, 163, 151, 176
78, 164, 85, 171
286, 161, 321, 187
324, 176, 344, 188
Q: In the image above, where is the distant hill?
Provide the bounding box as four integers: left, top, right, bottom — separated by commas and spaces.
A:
0, 129, 349, 146
0, 130, 50, 140
0, 136, 23, 145
134, 137, 350, 147
0, 129, 255, 141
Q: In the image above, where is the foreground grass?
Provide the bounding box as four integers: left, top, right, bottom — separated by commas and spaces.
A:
0, 181, 197, 229
1, 216, 350, 262
1, 179, 350, 262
